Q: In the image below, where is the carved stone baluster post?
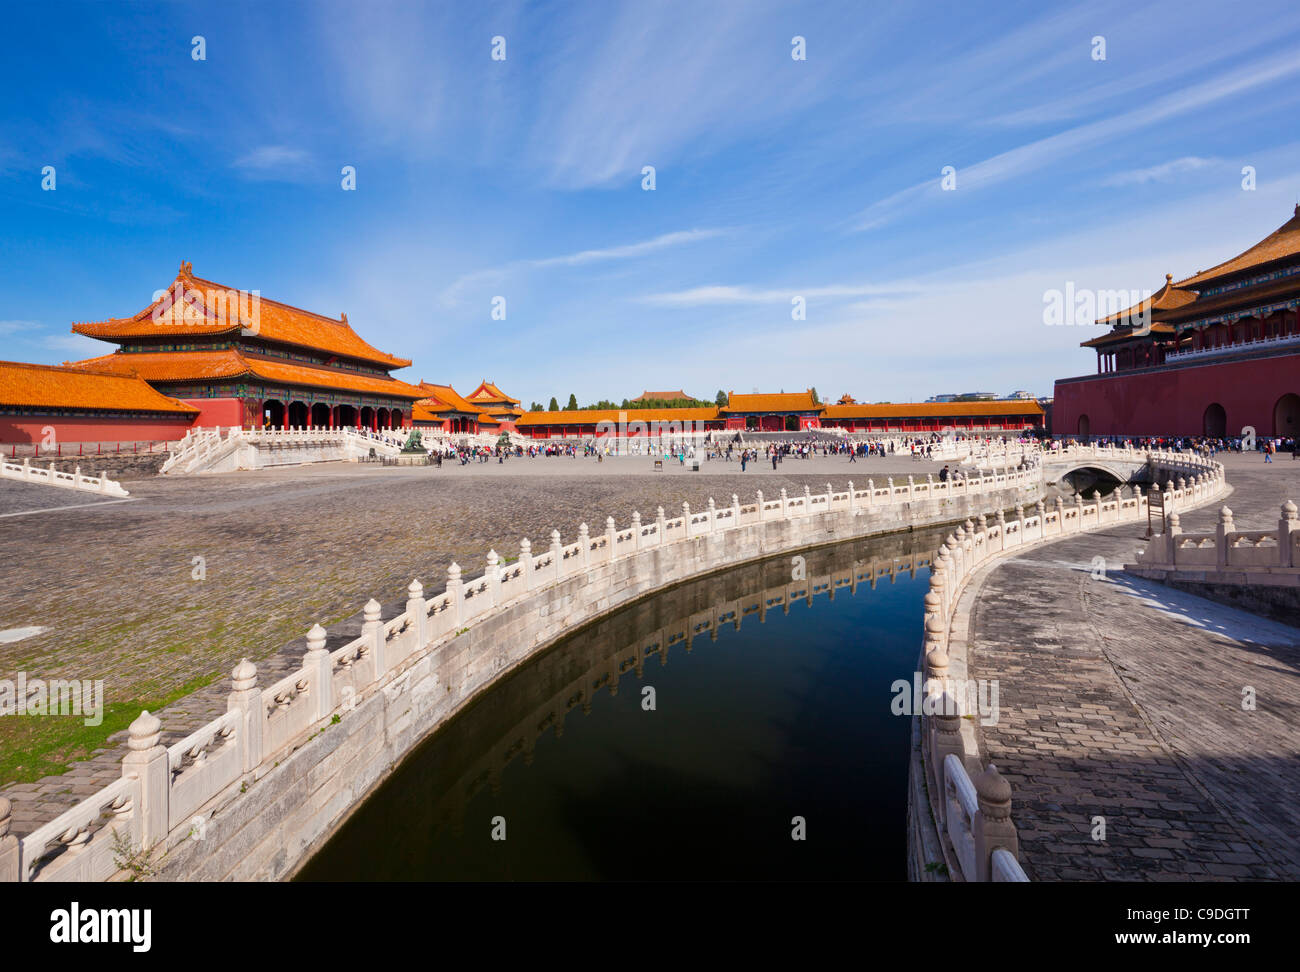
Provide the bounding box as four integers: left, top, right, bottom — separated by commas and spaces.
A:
121, 710, 169, 850
519, 538, 534, 589
706, 498, 716, 534
227, 658, 262, 774
406, 580, 426, 651
780, 488, 788, 517
577, 524, 589, 569
549, 529, 562, 580
363, 598, 385, 674
755, 490, 764, 522
929, 701, 964, 825
1215, 507, 1233, 569
847, 480, 856, 514
681, 502, 690, 538
731, 493, 741, 525
974, 764, 1019, 882
446, 562, 463, 625
605, 515, 617, 554
655, 507, 665, 543
304, 623, 333, 721
1279, 501, 1297, 568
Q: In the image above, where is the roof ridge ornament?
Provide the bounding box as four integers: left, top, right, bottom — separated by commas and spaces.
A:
179, 260, 193, 276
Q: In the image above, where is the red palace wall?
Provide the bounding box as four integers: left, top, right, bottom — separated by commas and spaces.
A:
1053, 352, 1300, 437
183, 397, 244, 429
0, 413, 196, 445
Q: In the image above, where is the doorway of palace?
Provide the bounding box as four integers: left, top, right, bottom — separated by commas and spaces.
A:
311, 403, 331, 427
360, 406, 375, 430
263, 399, 285, 429
1274, 393, 1300, 437
288, 401, 309, 428
745, 416, 759, 431
336, 404, 358, 427
1203, 402, 1226, 438
784, 415, 800, 432
1077, 414, 1090, 437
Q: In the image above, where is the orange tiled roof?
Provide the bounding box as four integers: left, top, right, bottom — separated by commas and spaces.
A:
822, 401, 1043, 419
415, 382, 487, 414
0, 359, 198, 413
630, 389, 692, 402
70, 263, 411, 369
720, 390, 819, 413
1094, 274, 1198, 326
517, 407, 721, 426
466, 380, 520, 405
1176, 205, 1300, 288
68, 349, 426, 399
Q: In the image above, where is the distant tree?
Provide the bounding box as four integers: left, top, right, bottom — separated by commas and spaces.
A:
530, 401, 543, 412
810, 387, 820, 404
621, 398, 631, 409
548, 397, 559, 411
715, 390, 728, 407
566, 393, 578, 410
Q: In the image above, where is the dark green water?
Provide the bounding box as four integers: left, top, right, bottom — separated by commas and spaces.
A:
297, 528, 943, 881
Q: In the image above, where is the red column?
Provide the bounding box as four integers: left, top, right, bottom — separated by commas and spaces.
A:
282, 408, 289, 431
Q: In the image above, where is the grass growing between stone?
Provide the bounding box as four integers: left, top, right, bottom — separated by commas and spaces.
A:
0, 672, 217, 785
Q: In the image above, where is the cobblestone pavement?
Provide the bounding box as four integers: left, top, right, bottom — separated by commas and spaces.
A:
0, 451, 950, 836
969, 454, 1300, 881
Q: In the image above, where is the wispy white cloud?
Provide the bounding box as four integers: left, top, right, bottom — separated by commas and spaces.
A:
42, 333, 103, 356
442, 229, 725, 304
638, 281, 923, 307
232, 145, 314, 180
853, 49, 1300, 231
0, 319, 41, 335
1101, 156, 1221, 187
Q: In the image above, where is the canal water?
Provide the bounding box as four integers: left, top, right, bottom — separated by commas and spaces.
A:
298, 527, 946, 881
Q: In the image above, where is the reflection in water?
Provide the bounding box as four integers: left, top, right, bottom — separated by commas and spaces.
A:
298, 527, 947, 881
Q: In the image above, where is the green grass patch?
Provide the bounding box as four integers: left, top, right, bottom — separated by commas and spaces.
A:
0, 671, 218, 786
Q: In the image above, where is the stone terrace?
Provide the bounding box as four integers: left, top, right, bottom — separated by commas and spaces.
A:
0, 450, 953, 836
969, 454, 1300, 880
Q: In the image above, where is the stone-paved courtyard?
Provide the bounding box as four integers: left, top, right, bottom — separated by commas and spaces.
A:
0, 450, 948, 835
969, 455, 1300, 881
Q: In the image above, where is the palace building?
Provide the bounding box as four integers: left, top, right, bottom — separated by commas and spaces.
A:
66, 262, 425, 431
412, 382, 501, 435
819, 400, 1045, 434
1054, 205, 1300, 438
719, 391, 823, 431
512, 392, 1043, 439
464, 380, 524, 429
0, 360, 199, 444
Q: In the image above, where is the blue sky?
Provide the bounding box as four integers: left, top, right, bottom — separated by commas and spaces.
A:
2, 0, 1299, 404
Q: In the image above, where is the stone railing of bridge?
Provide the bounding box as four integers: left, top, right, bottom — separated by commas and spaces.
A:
162, 426, 403, 475
914, 448, 1229, 882
0, 457, 129, 497
1128, 501, 1299, 587
2, 460, 1045, 883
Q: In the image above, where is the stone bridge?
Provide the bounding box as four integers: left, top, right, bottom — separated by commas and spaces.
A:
3, 462, 1043, 883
